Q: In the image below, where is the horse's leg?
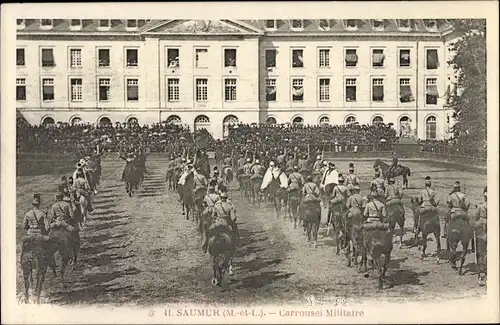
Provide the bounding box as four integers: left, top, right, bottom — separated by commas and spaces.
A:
381, 252, 390, 289
60, 250, 69, 289
458, 238, 469, 275
22, 262, 31, 303
35, 261, 47, 304
434, 229, 442, 264
211, 256, 219, 286
421, 231, 428, 259
398, 218, 405, 249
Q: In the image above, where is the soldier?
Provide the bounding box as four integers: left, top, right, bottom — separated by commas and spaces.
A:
202, 192, 239, 253
345, 163, 360, 186
346, 185, 365, 212
385, 177, 403, 206
417, 176, 439, 212
330, 174, 350, 235
473, 186, 487, 286
370, 169, 386, 197
288, 165, 305, 191
193, 165, 208, 192
388, 151, 399, 176
251, 159, 265, 177
48, 192, 76, 232
119, 152, 136, 181
320, 162, 338, 200
74, 169, 93, 212
444, 181, 470, 238
243, 157, 253, 176
237, 153, 246, 175
23, 194, 49, 236
312, 155, 323, 172
363, 191, 387, 223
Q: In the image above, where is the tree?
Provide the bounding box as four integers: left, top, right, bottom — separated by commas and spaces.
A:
448, 19, 487, 147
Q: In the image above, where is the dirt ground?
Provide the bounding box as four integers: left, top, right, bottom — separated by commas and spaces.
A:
15, 157, 487, 305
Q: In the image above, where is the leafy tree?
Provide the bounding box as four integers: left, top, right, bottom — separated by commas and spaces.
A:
448, 19, 487, 147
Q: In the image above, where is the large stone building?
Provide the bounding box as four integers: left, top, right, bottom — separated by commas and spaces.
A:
16, 18, 458, 139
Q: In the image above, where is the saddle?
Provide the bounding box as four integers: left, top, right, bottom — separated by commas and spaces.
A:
287, 182, 300, 192
303, 195, 320, 204
250, 174, 263, 180
386, 198, 402, 207
361, 220, 390, 231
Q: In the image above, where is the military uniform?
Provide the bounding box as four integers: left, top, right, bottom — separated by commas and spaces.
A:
345, 172, 360, 186
302, 181, 321, 202
418, 187, 439, 211
385, 184, 402, 202
243, 162, 253, 175
23, 206, 49, 236
193, 172, 208, 190
473, 199, 487, 276
74, 176, 93, 211
48, 198, 76, 231
288, 171, 305, 192
363, 196, 387, 223
446, 191, 470, 219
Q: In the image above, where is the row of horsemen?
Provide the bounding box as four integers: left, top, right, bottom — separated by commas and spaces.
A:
167, 152, 487, 287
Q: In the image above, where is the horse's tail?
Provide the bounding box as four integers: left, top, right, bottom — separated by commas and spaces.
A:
406, 167, 411, 176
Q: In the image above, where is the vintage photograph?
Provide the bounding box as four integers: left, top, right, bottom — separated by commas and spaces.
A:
2, 2, 497, 323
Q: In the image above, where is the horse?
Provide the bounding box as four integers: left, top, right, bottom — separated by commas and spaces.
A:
180, 172, 195, 220
250, 175, 264, 206
410, 198, 442, 261
222, 165, 234, 185
347, 206, 365, 269
48, 224, 81, 289
207, 222, 237, 287
386, 200, 406, 248
328, 200, 348, 255
447, 212, 473, 275
361, 222, 393, 289
300, 201, 322, 247
267, 175, 286, 218
373, 159, 411, 189
192, 186, 207, 225
286, 188, 301, 228
124, 163, 141, 197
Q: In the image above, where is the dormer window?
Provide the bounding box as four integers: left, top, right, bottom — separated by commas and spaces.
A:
16, 19, 25, 30
424, 19, 437, 31
127, 19, 138, 29
70, 19, 82, 30
40, 19, 53, 29
344, 19, 357, 30
373, 19, 384, 30
98, 20, 111, 29
265, 20, 277, 30
398, 19, 411, 30
291, 20, 303, 30
318, 19, 330, 31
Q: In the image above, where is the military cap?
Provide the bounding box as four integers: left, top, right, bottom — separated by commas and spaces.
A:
453, 181, 461, 188
220, 192, 228, 198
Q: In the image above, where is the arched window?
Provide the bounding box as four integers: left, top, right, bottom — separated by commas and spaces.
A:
319, 116, 330, 125
345, 115, 356, 125
292, 116, 304, 125
194, 115, 210, 131
399, 116, 411, 137
70, 116, 82, 125
99, 117, 112, 126
223, 115, 239, 138
127, 117, 138, 124
266, 117, 277, 125
372, 116, 384, 125
165, 115, 181, 125
426, 116, 437, 140
41, 116, 55, 126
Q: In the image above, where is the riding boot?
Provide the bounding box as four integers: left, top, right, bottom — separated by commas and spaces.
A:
442, 221, 448, 238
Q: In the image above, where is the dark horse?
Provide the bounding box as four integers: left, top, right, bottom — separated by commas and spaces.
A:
207, 221, 238, 287
300, 201, 322, 247
410, 198, 441, 261
267, 174, 286, 218
124, 163, 142, 196
373, 159, 411, 189
361, 223, 393, 289
180, 172, 195, 220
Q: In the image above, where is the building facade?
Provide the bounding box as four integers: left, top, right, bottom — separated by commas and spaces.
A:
16, 18, 458, 139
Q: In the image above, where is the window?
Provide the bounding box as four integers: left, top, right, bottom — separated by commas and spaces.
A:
128, 117, 138, 124
41, 48, 55, 67
318, 19, 330, 30
99, 78, 111, 101
224, 79, 237, 101
373, 19, 384, 30
70, 78, 83, 101
292, 79, 304, 101
127, 20, 138, 29
266, 117, 277, 125
40, 19, 53, 28
224, 49, 237, 67
70, 19, 81, 27
196, 78, 208, 101
194, 115, 210, 131
345, 78, 357, 102
70, 49, 82, 68
167, 48, 180, 68
372, 49, 385, 67
319, 49, 330, 67
42, 78, 54, 101
426, 49, 439, 69
17, 48, 25, 66
319, 116, 330, 125
372, 116, 384, 125
424, 19, 437, 30
166, 115, 182, 125
99, 20, 111, 28
398, 19, 410, 29
71, 117, 82, 125
292, 49, 304, 68
167, 79, 180, 102
265, 79, 276, 101
426, 78, 438, 105
426, 116, 437, 139
98, 49, 110, 67
345, 115, 356, 125
265, 49, 277, 68
265, 20, 276, 29
345, 49, 358, 67
399, 49, 411, 67
292, 116, 304, 125
319, 78, 330, 101
195, 48, 208, 68
126, 79, 139, 101
126, 49, 138, 67
16, 78, 26, 100
399, 78, 414, 103
291, 20, 303, 29
399, 116, 412, 136
372, 78, 384, 101
345, 19, 357, 29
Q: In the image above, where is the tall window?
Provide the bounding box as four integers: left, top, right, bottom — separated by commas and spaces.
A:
265, 79, 276, 101
70, 79, 83, 101
195, 49, 208, 68
291, 20, 303, 29
196, 78, 208, 101
345, 115, 356, 125
372, 78, 384, 101
372, 49, 385, 67
426, 78, 438, 105
41, 48, 55, 67
319, 116, 330, 125
16, 78, 26, 100
265, 49, 277, 68
224, 79, 237, 101
399, 78, 414, 103
292, 79, 304, 101
399, 49, 411, 67
42, 78, 54, 101
167, 79, 180, 102
345, 49, 358, 67
70, 49, 82, 68
224, 49, 237, 67
17, 48, 25, 66
426, 49, 439, 69
265, 20, 277, 30
126, 79, 139, 101
372, 116, 384, 125
426, 116, 437, 139
98, 49, 110, 67
319, 49, 330, 68
126, 49, 138, 67
99, 78, 110, 101
345, 78, 357, 102
292, 49, 304, 68
319, 78, 330, 101
167, 48, 180, 68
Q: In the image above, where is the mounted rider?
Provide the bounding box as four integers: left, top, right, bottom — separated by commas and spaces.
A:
299, 174, 322, 217
74, 168, 93, 212
387, 151, 399, 177
346, 185, 366, 218
23, 193, 49, 237
119, 151, 136, 181
193, 165, 208, 193
345, 163, 360, 186
370, 169, 386, 197
288, 165, 305, 193
209, 169, 227, 194
312, 155, 323, 172
250, 159, 265, 180
330, 174, 350, 234
444, 181, 470, 238
237, 153, 246, 176
178, 161, 194, 186
47, 191, 77, 233
363, 190, 388, 225
417, 176, 439, 214
243, 157, 253, 177
202, 186, 220, 227
261, 161, 288, 192
320, 162, 338, 200
473, 186, 487, 286
385, 177, 403, 209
